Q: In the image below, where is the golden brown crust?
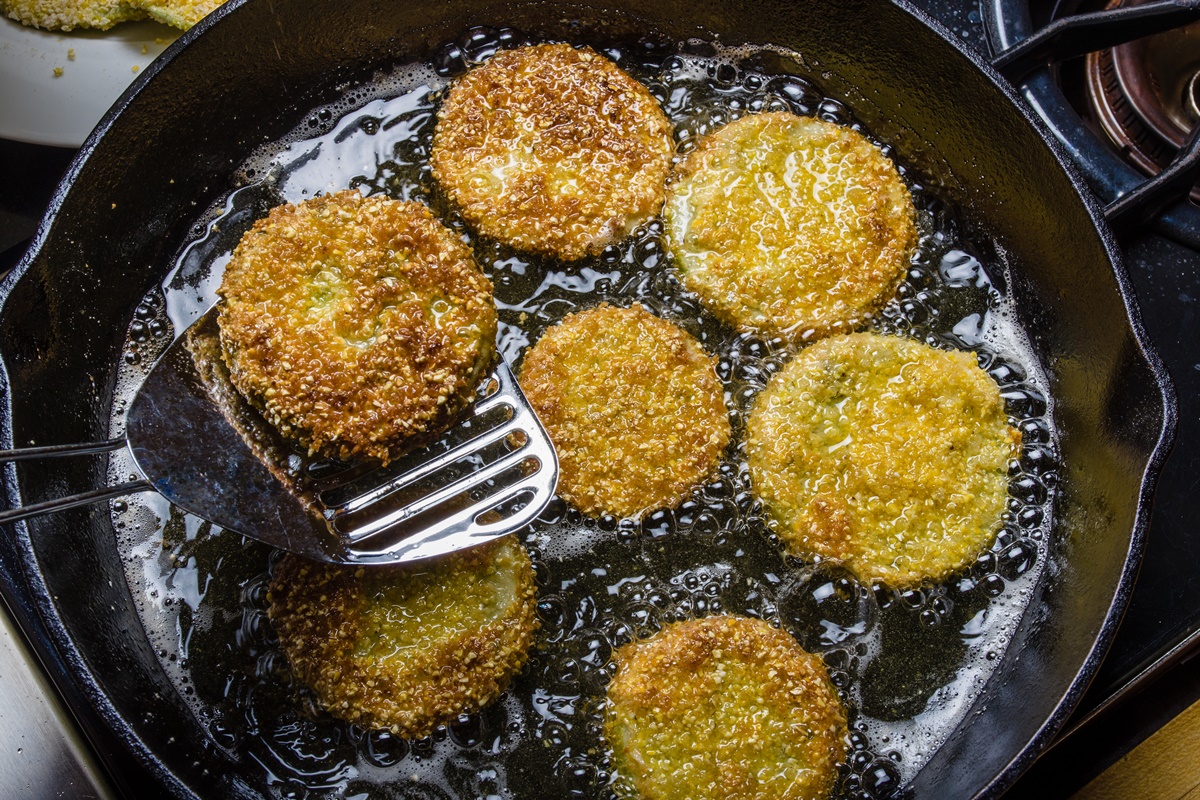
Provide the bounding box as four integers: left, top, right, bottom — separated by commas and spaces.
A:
267, 537, 538, 738
217, 190, 496, 464
747, 332, 1021, 587
665, 112, 917, 342
605, 615, 848, 800
431, 43, 674, 261
519, 304, 730, 518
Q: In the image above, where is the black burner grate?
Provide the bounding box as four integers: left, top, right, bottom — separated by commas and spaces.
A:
983, 0, 1200, 247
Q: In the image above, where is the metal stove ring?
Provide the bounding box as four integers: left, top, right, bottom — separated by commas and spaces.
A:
983, 0, 1200, 248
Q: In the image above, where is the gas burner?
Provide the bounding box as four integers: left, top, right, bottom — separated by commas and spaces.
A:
1085, 0, 1200, 201
985, 0, 1200, 247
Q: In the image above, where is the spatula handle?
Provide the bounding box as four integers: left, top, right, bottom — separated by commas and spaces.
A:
0, 481, 153, 524
0, 438, 127, 461
0, 438, 150, 524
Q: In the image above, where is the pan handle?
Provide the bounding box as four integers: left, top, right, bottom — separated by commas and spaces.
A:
0, 438, 152, 524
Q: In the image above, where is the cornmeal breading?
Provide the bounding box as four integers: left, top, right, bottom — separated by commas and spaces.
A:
432, 43, 673, 261
267, 537, 538, 738
217, 190, 496, 464
133, 0, 221, 28
747, 333, 1021, 587
605, 615, 847, 800
665, 112, 917, 342
519, 304, 730, 518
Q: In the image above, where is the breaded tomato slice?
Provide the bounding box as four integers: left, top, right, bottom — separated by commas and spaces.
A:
217, 190, 496, 464
268, 536, 538, 738
666, 112, 916, 342
432, 43, 673, 261
606, 615, 847, 800
747, 333, 1020, 587
519, 304, 730, 518
132, 0, 224, 29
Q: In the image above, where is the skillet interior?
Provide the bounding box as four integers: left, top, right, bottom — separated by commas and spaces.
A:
0, 0, 1173, 797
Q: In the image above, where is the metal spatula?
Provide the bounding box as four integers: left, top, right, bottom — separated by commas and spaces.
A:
0, 306, 558, 565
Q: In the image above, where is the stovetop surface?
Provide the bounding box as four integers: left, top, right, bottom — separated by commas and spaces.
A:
1100, 232, 1200, 687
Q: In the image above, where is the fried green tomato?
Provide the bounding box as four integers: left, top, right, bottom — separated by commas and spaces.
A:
1, 0, 144, 30
747, 333, 1021, 587
519, 304, 730, 518
267, 536, 538, 738
431, 43, 673, 261
665, 112, 917, 342
217, 190, 496, 464
605, 615, 848, 800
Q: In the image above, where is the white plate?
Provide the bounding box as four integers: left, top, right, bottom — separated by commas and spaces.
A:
0, 16, 180, 148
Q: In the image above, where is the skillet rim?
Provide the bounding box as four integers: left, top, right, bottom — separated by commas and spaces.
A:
887, 4, 1176, 796
0, 0, 1179, 796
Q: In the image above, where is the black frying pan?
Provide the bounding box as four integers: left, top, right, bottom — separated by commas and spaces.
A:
0, 0, 1176, 797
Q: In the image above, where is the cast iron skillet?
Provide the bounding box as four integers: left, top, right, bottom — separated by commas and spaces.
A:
0, 0, 1177, 797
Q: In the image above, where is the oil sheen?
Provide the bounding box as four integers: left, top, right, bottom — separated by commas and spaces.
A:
106, 27, 1058, 800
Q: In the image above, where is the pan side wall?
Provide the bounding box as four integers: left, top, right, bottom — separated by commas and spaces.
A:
0, 0, 1166, 797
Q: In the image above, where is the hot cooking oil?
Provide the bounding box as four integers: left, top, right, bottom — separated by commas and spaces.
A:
106, 25, 1058, 800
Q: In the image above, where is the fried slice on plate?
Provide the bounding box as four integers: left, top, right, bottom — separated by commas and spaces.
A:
1, 0, 144, 31
130, 0, 224, 28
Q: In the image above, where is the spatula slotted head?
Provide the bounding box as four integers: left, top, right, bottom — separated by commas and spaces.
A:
125, 308, 558, 564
